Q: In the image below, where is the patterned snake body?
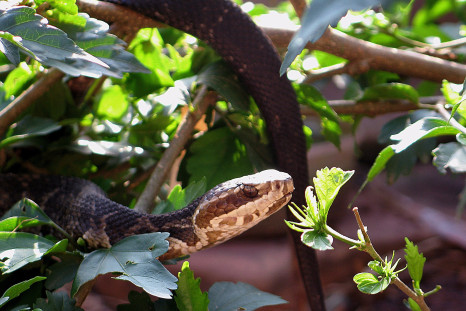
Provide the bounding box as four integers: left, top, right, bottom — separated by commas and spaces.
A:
0, 170, 293, 259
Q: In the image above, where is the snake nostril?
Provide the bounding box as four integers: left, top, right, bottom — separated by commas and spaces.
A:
242, 184, 258, 198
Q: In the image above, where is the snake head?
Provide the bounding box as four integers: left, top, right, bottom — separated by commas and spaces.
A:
192, 169, 294, 249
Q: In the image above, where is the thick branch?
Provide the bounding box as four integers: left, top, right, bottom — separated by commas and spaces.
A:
0, 68, 64, 138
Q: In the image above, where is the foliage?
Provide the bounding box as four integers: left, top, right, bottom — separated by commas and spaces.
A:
0, 0, 464, 309
286, 167, 441, 310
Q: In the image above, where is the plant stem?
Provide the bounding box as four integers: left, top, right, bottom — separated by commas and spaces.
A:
352, 207, 431, 311
324, 225, 363, 247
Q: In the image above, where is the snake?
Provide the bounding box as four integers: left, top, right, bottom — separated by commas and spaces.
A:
2, 0, 326, 309
0, 170, 293, 260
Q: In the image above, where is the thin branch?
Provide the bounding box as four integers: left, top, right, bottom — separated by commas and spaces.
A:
0, 68, 64, 138
133, 86, 216, 213
289, 0, 307, 18
300, 96, 443, 117
435, 102, 466, 134
303, 60, 371, 83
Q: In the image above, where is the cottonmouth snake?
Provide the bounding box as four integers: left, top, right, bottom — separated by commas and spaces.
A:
3, 0, 325, 309
0, 170, 293, 260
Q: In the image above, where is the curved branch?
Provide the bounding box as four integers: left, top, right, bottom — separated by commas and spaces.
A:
0, 68, 64, 138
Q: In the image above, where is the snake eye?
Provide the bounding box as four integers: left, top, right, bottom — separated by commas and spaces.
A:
241, 184, 258, 198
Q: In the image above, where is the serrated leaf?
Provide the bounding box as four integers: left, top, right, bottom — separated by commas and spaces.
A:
186, 127, 253, 189
404, 238, 426, 289
34, 291, 82, 311
353, 272, 390, 294
174, 261, 209, 311
71, 233, 177, 299
301, 230, 333, 250
208, 282, 287, 311
0, 232, 67, 274
313, 167, 354, 217
0, 276, 46, 308
432, 142, 466, 174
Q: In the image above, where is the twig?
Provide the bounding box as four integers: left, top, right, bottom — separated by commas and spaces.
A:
289, 0, 307, 18
133, 85, 216, 213
0, 68, 64, 138
300, 96, 443, 117
435, 102, 466, 134
353, 207, 431, 311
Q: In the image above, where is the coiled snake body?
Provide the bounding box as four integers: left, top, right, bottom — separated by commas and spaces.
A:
0, 170, 293, 260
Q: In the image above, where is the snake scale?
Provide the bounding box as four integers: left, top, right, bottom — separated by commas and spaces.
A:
2, 0, 325, 309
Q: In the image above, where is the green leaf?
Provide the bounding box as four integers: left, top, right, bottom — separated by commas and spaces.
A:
3, 62, 34, 98
0, 276, 46, 308
155, 178, 207, 214
404, 238, 426, 290
0, 6, 109, 77
367, 146, 396, 181
432, 142, 466, 174
36, 0, 79, 15
313, 167, 354, 217
71, 233, 177, 299
174, 261, 209, 311
294, 84, 341, 148
0, 199, 56, 230
34, 291, 83, 311
95, 85, 128, 121
0, 232, 67, 274
353, 272, 390, 294
208, 282, 287, 311
301, 230, 333, 250
186, 127, 253, 189
360, 83, 419, 103
390, 117, 460, 153
407, 297, 422, 311
197, 61, 250, 110
0, 115, 61, 148
126, 28, 174, 97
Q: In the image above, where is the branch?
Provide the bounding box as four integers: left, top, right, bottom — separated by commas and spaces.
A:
0, 68, 64, 138
289, 0, 307, 18
266, 27, 466, 84
133, 86, 216, 213
300, 96, 443, 117
77, 0, 466, 84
